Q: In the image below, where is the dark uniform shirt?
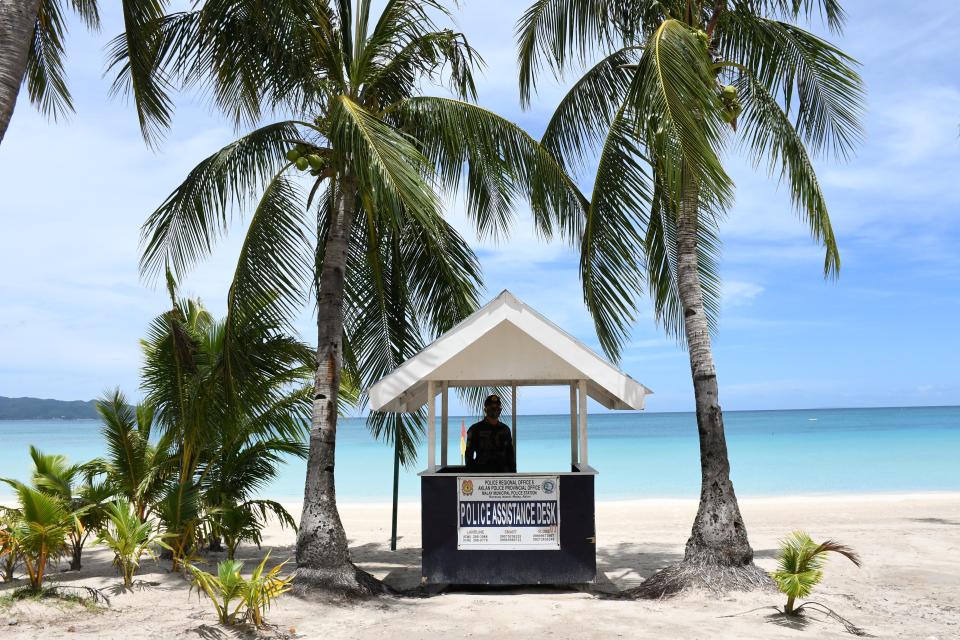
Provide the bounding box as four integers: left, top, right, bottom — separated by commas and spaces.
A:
465, 420, 516, 473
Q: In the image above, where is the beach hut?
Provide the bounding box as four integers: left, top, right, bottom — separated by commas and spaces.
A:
368, 290, 652, 585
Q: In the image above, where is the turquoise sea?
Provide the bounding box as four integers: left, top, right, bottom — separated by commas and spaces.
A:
1, 406, 958, 501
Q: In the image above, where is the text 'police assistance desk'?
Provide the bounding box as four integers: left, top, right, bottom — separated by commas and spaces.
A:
420, 464, 597, 585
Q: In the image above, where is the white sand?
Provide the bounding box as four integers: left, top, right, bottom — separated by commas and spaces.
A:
2, 493, 959, 639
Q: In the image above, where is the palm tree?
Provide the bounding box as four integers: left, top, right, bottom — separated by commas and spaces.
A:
516, 0, 863, 594
92, 391, 175, 521
0, 482, 83, 590
24, 446, 111, 570
139, 289, 316, 570
198, 384, 312, 558
0, 0, 174, 144
140, 0, 583, 593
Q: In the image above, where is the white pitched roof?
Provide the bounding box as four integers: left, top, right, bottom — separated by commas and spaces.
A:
367, 290, 652, 412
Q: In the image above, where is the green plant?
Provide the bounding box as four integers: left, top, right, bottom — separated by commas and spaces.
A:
186, 553, 291, 627
26, 446, 111, 570
0, 482, 82, 591
190, 559, 245, 624
92, 391, 176, 522
771, 531, 861, 615
206, 501, 295, 561
96, 500, 164, 589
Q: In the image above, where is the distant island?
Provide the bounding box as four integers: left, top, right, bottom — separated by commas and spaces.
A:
0, 396, 99, 420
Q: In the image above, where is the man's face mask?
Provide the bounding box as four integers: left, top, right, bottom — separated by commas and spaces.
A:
484, 396, 502, 419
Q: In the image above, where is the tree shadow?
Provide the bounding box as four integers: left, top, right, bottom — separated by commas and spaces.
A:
104, 579, 166, 597
766, 611, 811, 631
909, 517, 960, 526
192, 624, 232, 640
594, 541, 682, 591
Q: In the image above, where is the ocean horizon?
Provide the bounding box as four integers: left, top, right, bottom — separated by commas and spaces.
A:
1, 405, 958, 502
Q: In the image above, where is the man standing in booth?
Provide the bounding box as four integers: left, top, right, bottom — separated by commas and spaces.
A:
465, 394, 516, 473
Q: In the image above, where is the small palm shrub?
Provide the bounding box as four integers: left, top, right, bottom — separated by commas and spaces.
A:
25, 446, 112, 571
97, 500, 164, 588
1, 483, 79, 590
771, 531, 861, 615
186, 553, 291, 627
240, 555, 292, 627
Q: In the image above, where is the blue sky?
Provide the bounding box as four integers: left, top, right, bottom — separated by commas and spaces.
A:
1, 1, 958, 414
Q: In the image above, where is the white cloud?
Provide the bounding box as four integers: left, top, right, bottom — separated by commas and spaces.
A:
722, 280, 764, 308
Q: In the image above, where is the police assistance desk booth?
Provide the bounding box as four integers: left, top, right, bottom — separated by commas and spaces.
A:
368, 291, 652, 585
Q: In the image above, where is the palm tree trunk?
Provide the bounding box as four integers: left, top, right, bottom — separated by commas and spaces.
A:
785, 594, 797, 615
674, 176, 755, 569
0, 0, 41, 144
295, 180, 381, 594
69, 534, 83, 571
635, 174, 770, 597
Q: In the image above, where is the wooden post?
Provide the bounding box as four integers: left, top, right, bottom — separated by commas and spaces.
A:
440, 382, 449, 467
578, 380, 588, 467
511, 384, 517, 465
427, 380, 436, 470
570, 383, 578, 467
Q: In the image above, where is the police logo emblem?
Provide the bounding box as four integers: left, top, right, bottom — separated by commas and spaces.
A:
461, 479, 474, 496
542, 480, 555, 493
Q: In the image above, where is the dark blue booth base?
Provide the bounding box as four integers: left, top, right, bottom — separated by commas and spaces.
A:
420, 466, 597, 585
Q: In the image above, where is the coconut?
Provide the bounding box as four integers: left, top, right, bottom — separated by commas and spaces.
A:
286, 149, 300, 162
295, 157, 309, 171
307, 154, 323, 169
722, 85, 737, 99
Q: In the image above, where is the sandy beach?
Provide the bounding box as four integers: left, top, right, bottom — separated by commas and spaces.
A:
2, 492, 958, 639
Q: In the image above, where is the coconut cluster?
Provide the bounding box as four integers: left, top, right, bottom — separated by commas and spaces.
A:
719, 84, 742, 124
286, 145, 324, 176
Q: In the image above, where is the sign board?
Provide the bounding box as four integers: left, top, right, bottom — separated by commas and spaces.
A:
457, 476, 560, 550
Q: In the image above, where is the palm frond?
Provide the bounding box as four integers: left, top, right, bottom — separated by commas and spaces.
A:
103, 0, 175, 145
357, 0, 479, 104
737, 73, 839, 276
718, 11, 864, 159
331, 96, 440, 231
813, 539, 861, 567
632, 19, 733, 208
396, 96, 587, 242
579, 102, 649, 359
95, 389, 148, 504
540, 46, 640, 175
741, 0, 846, 33
516, 0, 626, 105
140, 121, 302, 283
26, 0, 73, 120
223, 173, 311, 329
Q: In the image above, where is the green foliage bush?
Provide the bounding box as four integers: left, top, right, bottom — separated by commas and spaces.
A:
186, 553, 292, 627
